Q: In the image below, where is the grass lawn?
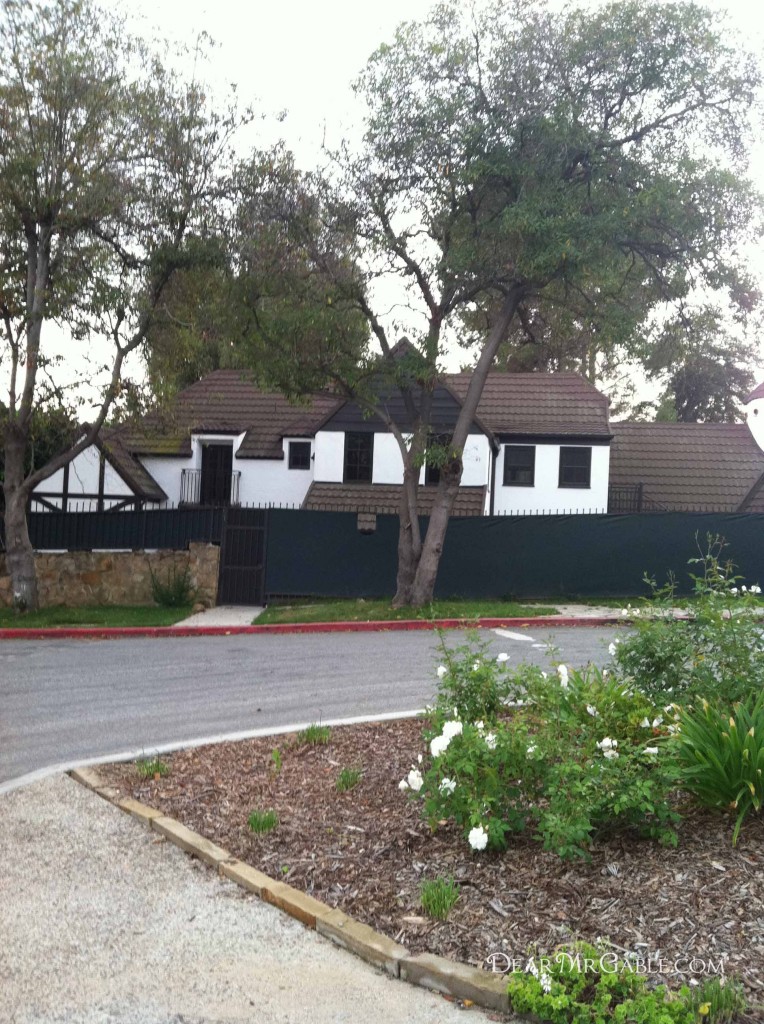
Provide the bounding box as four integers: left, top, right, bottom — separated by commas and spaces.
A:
256, 597, 559, 625
0, 604, 193, 629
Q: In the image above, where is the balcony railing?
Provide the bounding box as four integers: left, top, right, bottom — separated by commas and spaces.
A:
180, 468, 241, 506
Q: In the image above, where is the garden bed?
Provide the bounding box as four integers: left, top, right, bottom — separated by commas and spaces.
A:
100, 717, 764, 1016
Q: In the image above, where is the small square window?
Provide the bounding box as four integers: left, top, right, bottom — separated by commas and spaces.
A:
288, 441, 311, 470
559, 446, 592, 488
503, 445, 535, 486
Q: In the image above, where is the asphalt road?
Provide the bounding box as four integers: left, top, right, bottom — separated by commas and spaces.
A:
0, 625, 619, 789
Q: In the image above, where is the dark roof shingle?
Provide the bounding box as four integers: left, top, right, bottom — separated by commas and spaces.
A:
609, 422, 764, 511
116, 371, 343, 460
445, 372, 611, 437
303, 482, 487, 516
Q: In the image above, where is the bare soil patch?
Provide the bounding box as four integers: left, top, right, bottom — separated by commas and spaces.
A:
100, 718, 764, 1011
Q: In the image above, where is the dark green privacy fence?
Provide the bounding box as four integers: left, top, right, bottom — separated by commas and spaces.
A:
265, 510, 764, 599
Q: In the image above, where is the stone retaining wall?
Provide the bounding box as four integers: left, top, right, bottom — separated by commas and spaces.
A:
0, 543, 219, 608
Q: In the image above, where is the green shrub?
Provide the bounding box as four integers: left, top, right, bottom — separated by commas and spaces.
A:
402, 641, 681, 860
505, 941, 745, 1024
137, 757, 168, 778
149, 561, 196, 607
613, 537, 764, 706
247, 809, 279, 833
270, 748, 283, 774
336, 767, 362, 792
420, 876, 460, 920
677, 692, 764, 844
430, 631, 523, 725
296, 723, 332, 745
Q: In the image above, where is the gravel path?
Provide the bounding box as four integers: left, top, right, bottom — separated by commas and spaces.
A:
0, 775, 487, 1024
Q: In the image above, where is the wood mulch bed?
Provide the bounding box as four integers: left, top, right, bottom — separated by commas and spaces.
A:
100, 718, 764, 1016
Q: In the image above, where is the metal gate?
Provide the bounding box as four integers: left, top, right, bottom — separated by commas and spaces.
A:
217, 508, 267, 605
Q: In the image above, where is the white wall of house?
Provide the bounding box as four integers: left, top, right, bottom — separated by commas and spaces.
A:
314, 431, 345, 483
139, 454, 193, 504
459, 435, 491, 488
416, 434, 490, 489
373, 434, 404, 484
493, 442, 610, 514
745, 395, 764, 452
237, 438, 315, 506
314, 429, 491, 493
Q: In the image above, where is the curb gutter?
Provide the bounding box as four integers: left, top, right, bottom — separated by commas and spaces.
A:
68, 766, 519, 1018
0, 614, 623, 641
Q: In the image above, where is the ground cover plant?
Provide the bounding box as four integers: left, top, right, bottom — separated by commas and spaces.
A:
505, 942, 746, 1024
0, 604, 192, 628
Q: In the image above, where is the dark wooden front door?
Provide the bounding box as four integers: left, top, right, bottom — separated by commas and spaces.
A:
201, 443, 233, 505
217, 507, 267, 605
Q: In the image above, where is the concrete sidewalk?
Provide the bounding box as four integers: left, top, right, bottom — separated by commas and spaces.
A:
172, 604, 264, 627
0, 775, 489, 1024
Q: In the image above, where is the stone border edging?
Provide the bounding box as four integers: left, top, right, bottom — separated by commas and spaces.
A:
68, 765, 527, 1019
0, 615, 623, 640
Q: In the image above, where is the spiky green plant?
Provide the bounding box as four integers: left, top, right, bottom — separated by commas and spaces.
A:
247, 809, 279, 834
678, 691, 764, 843
297, 724, 331, 745
420, 876, 460, 920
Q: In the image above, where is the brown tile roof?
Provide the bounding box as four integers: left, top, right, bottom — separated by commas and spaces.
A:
746, 381, 764, 402
445, 372, 611, 437
116, 368, 611, 464
116, 371, 343, 460
609, 422, 764, 511
303, 482, 487, 516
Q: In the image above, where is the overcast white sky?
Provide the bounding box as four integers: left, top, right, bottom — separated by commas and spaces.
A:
45, 0, 764, 409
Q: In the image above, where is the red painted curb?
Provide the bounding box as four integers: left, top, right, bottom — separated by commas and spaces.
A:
0, 615, 624, 640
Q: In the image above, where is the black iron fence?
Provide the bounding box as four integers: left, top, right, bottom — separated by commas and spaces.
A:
2, 506, 226, 552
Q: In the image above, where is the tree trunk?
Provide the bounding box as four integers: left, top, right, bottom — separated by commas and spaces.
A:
392, 459, 422, 607
410, 460, 462, 607
403, 286, 526, 607
2, 427, 38, 612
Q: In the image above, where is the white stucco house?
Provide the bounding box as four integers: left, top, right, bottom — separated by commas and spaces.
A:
31, 356, 619, 517
33, 360, 764, 518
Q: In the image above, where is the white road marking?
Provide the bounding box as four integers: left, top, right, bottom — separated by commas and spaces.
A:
493, 628, 535, 642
